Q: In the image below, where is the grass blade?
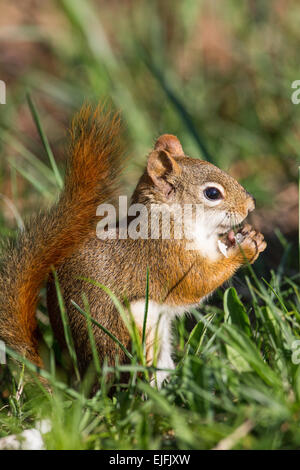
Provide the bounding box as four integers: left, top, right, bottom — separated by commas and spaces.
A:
71, 299, 133, 361
26, 92, 63, 189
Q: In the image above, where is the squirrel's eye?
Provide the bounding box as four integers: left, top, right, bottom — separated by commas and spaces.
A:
204, 187, 222, 201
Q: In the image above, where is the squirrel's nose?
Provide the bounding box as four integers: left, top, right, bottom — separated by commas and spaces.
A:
246, 191, 256, 212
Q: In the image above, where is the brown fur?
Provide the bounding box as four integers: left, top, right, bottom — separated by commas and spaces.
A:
0, 106, 266, 378
47, 134, 266, 376
0, 104, 126, 366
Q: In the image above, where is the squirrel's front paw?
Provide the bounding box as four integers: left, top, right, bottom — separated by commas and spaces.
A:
234, 224, 267, 264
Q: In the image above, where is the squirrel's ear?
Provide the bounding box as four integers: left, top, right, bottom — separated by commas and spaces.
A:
147, 149, 181, 196
154, 134, 183, 157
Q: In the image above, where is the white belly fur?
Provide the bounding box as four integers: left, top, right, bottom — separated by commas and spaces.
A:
130, 299, 199, 388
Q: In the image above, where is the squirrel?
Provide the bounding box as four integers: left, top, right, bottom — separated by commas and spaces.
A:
0, 104, 266, 387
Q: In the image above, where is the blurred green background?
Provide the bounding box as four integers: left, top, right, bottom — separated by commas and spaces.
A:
0, 0, 298, 268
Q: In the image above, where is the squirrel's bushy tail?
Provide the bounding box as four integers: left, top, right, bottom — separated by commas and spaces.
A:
0, 104, 125, 366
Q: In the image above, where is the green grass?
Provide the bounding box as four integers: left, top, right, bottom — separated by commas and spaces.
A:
1, 258, 300, 450
0, 0, 299, 450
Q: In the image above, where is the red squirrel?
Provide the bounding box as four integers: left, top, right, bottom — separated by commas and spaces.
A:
0, 104, 266, 387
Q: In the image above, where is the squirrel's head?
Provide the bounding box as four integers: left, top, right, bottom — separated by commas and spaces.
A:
132, 134, 255, 236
